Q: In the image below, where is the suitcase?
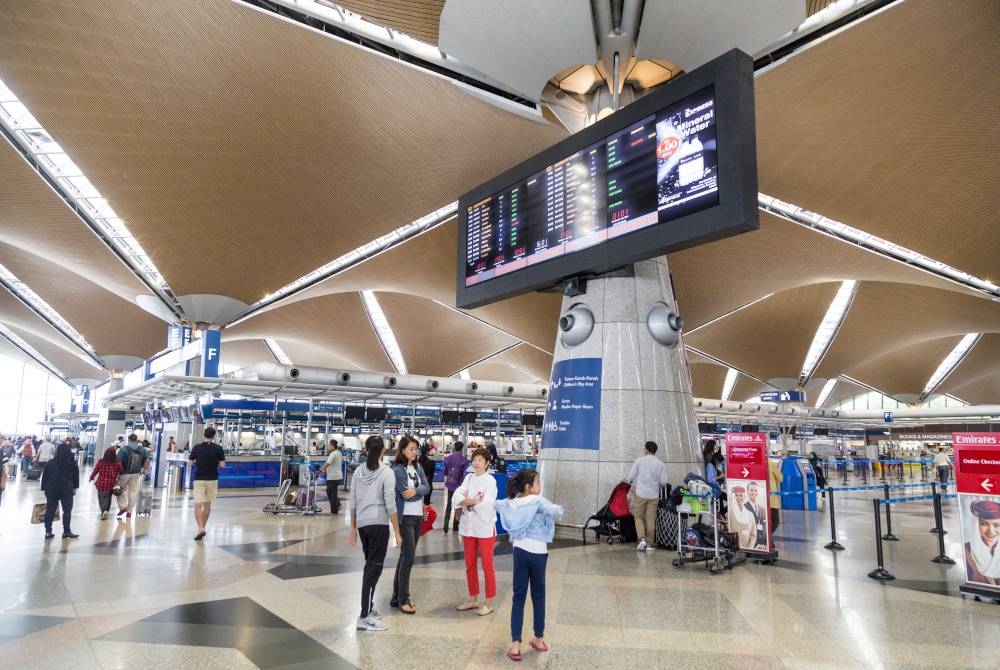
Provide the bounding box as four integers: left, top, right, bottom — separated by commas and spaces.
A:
24, 465, 43, 481
655, 485, 678, 549
135, 485, 153, 516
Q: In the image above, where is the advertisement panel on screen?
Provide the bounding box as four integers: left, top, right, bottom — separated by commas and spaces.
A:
725, 432, 776, 558
953, 432, 1000, 593
456, 49, 757, 309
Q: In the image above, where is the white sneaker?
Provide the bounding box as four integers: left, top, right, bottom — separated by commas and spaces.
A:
636, 539, 647, 551
645, 544, 655, 552
356, 615, 388, 631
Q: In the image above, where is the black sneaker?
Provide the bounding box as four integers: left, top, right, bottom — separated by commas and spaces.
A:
44, 533, 55, 539
62, 532, 79, 539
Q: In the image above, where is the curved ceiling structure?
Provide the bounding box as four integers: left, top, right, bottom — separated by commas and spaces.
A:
0, 0, 996, 408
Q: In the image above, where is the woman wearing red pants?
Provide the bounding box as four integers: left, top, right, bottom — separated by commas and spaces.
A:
454, 447, 498, 616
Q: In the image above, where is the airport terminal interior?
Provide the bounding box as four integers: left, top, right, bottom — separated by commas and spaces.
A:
1, 0, 999, 668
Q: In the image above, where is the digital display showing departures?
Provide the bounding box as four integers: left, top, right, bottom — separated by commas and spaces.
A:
465, 86, 719, 287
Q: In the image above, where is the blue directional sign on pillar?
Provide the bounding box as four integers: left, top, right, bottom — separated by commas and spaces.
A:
542, 357, 602, 450
201, 329, 222, 377
81, 385, 90, 413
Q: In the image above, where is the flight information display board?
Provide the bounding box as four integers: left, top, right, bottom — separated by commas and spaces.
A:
457, 50, 757, 309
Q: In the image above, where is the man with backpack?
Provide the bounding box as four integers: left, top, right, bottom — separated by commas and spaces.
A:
442, 441, 467, 534
116, 434, 149, 518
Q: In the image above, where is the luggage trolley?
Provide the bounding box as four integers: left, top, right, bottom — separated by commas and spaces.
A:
671, 490, 745, 574
263, 461, 320, 516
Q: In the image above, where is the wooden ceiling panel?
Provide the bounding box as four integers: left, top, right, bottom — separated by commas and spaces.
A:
731, 374, 775, 403
947, 376, 1000, 406
686, 282, 840, 381
0, 142, 154, 304
847, 336, 963, 399
375, 291, 518, 376
269, 219, 561, 350
224, 292, 390, 372
756, 0, 1000, 282
337, 1, 446, 44
689, 360, 727, 399
937, 334, 1000, 403
0, 0, 566, 303
0, 242, 164, 358
7, 325, 106, 381
814, 283, 1000, 382
0, 287, 81, 357
219, 338, 274, 372
818, 379, 868, 409
667, 211, 983, 330
468, 343, 552, 384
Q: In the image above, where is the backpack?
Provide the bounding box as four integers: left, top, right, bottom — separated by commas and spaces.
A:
123, 446, 145, 474
21, 444, 33, 458
445, 458, 466, 489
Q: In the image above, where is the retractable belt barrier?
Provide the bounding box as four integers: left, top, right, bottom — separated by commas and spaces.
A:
867, 482, 957, 581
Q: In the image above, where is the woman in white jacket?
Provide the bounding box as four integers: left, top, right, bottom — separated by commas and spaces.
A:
454, 447, 498, 616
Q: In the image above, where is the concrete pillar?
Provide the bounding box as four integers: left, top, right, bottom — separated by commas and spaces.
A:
538, 257, 702, 526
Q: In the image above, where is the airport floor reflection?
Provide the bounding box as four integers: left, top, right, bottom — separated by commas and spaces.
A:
2, 474, 999, 669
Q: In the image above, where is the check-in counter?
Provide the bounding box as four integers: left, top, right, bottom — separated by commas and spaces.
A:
166, 452, 285, 489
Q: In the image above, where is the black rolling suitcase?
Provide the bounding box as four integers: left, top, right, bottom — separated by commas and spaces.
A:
654, 485, 678, 549
24, 464, 43, 481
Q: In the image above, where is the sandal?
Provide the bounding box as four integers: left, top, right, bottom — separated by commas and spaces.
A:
400, 602, 416, 614
529, 639, 549, 652
506, 650, 522, 662
456, 601, 479, 611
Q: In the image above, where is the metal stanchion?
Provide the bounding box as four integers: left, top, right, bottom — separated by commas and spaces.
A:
824, 486, 844, 551
869, 499, 895, 580
931, 491, 956, 565
928, 482, 946, 534
882, 484, 899, 541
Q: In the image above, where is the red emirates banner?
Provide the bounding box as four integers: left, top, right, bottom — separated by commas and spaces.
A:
725, 433, 772, 554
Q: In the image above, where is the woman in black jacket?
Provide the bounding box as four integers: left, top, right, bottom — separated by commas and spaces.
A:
41, 442, 80, 539
419, 444, 436, 505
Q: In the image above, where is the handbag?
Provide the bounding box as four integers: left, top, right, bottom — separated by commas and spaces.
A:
420, 505, 437, 536
31, 501, 59, 524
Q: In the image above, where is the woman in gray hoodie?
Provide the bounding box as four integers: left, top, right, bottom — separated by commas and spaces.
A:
349, 435, 403, 632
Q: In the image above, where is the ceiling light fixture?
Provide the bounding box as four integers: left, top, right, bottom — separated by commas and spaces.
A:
0, 263, 104, 368
361, 291, 407, 375
799, 280, 858, 385
721, 367, 739, 402
920, 333, 980, 400
0, 78, 184, 320
264, 337, 292, 365
0, 323, 72, 386
815, 377, 839, 408
758, 193, 1000, 299
230, 203, 458, 327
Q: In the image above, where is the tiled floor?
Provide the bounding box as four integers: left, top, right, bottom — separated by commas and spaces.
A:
2, 470, 999, 669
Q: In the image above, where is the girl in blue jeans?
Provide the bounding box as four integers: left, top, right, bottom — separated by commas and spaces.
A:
495, 469, 563, 662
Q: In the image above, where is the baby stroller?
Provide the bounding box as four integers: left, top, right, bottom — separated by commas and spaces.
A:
583, 482, 636, 545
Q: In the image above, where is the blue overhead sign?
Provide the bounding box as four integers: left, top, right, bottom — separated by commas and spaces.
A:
542, 357, 601, 450
200, 329, 222, 378
883, 411, 893, 424
760, 390, 807, 403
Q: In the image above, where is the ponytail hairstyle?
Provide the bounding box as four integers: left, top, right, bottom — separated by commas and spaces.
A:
506, 468, 538, 498
365, 435, 385, 470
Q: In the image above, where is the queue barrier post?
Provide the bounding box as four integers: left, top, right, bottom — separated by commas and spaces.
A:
882, 483, 899, 541
824, 486, 844, 551
931, 492, 956, 565
928, 482, 947, 534
868, 498, 895, 581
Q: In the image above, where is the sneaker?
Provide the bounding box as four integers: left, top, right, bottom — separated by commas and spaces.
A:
101, 512, 108, 521
636, 539, 647, 551
356, 615, 388, 631
645, 545, 655, 552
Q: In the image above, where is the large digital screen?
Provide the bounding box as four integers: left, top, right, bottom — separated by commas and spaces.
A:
457, 50, 757, 309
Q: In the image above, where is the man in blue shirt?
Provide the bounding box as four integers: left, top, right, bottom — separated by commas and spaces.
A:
116, 434, 149, 518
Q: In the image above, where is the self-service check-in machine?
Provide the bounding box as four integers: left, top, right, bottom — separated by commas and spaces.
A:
781, 457, 817, 510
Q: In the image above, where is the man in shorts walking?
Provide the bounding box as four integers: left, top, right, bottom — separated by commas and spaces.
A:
189, 427, 225, 541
